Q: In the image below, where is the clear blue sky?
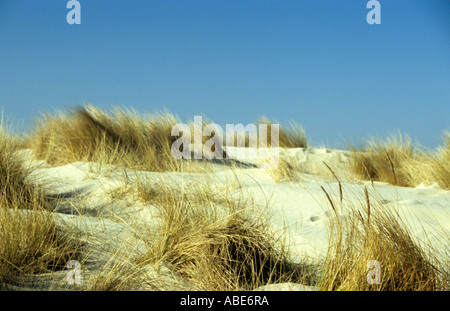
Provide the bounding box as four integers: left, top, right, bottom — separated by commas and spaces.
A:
0, 0, 449, 149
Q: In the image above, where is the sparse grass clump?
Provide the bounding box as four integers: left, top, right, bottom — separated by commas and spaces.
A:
0, 123, 44, 208
152, 215, 295, 290
0, 120, 80, 285
349, 133, 450, 189
136, 180, 313, 290
349, 134, 416, 187
429, 132, 450, 189
86, 260, 150, 291
0, 208, 79, 285
256, 117, 307, 148
318, 187, 449, 291
29, 105, 187, 172
270, 156, 304, 183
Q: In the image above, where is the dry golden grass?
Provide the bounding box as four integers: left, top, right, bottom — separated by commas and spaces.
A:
349, 133, 450, 189
192, 116, 307, 150
318, 187, 449, 291
134, 178, 314, 290
0, 120, 80, 286
0, 208, 79, 285
254, 118, 308, 183
256, 117, 307, 148
0, 125, 45, 209
270, 156, 304, 183
85, 259, 149, 291
29, 105, 192, 172
349, 134, 415, 187
28, 105, 310, 174
429, 132, 450, 190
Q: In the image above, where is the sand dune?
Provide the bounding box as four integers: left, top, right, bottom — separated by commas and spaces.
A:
7, 146, 448, 290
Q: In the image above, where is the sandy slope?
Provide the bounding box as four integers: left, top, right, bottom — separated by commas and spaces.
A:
12, 148, 450, 290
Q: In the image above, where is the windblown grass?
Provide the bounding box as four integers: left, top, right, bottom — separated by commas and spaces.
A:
0, 124, 46, 209
86, 258, 150, 291
270, 156, 304, 183
135, 178, 314, 290
429, 132, 450, 189
29, 105, 192, 172
318, 186, 449, 291
0, 119, 80, 286
349, 133, 450, 189
256, 117, 307, 148
28, 105, 310, 173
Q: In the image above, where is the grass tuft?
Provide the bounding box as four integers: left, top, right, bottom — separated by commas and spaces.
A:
0, 119, 80, 285
29, 105, 194, 172
349, 133, 450, 189
135, 179, 313, 290
255, 117, 307, 148
318, 187, 449, 291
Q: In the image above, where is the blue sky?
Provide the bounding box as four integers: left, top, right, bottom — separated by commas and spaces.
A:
0, 0, 449, 149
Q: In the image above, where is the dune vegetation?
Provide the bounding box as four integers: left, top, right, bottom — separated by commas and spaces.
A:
0, 104, 448, 291
26, 104, 449, 189
0, 119, 80, 287
255, 116, 308, 149
28, 106, 308, 171
348, 133, 450, 190
133, 177, 315, 290
318, 186, 448, 291
29, 105, 191, 172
